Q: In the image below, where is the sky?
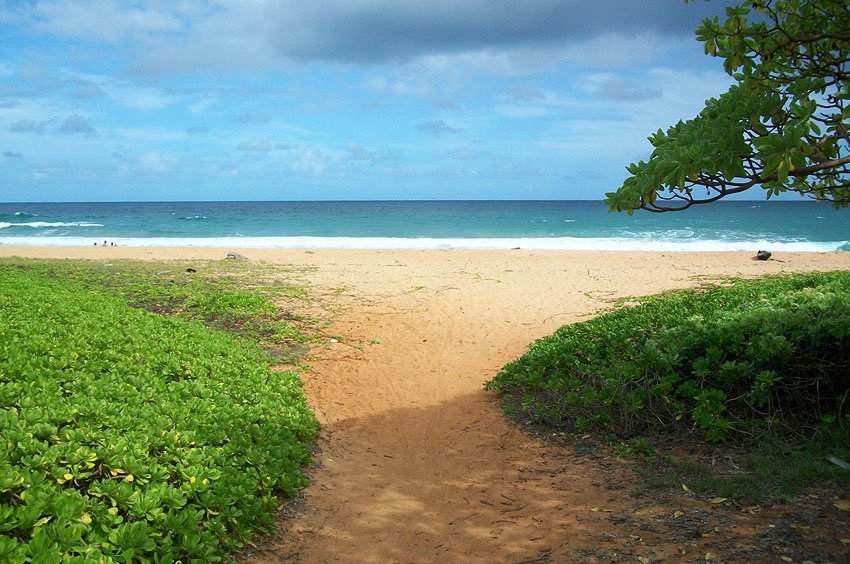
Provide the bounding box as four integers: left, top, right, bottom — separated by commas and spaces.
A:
0, 0, 740, 202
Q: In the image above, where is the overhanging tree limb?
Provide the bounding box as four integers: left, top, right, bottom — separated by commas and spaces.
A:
606, 0, 850, 214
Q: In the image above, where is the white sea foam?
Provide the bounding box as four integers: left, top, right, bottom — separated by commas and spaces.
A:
0, 221, 104, 229
0, 236, 846, 252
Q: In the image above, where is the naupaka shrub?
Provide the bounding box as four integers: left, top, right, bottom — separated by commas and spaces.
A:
487, 271, 850, 442
0, 258, 312, 354
0, 269, 318, 562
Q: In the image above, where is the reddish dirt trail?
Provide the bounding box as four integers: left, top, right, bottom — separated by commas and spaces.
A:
252, 253, 639, 562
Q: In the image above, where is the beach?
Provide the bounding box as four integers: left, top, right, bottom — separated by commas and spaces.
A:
5, 246, 850, 562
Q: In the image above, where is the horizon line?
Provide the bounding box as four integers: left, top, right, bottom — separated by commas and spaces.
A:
1, 197, 799, 205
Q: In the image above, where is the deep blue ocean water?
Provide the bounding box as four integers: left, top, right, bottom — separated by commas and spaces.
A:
0, 201, 847, 251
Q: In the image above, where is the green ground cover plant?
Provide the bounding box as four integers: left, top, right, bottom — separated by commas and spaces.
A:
488, 271, 850, 441
0, 267, 318, 562
488, 271, 850, 499
1, 258, 312, 363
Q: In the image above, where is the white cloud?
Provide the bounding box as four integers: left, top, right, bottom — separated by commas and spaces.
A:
494, 87, 579, 119
560, 32, 669, 69
57, 114, 96, 136
116, 86, 178, 110
364, 74, 433, 97
1, 1, 742, 201
114, 127, 187, 142
286, 146, 328, 175
8, 118, 52, 134
31, 0, 188, 43
15, 1, 735, 79
344, 143, 376, 161
645, 68, 734, 119
494, 104, 550, 119
61, 72, 180, 110
535, 68, 734, 163
189, 95, 217, 114
236, 138, 273, 152
416, 48, 562, 78
417, 120, 465, 137
439, 147, 483, 160
139, 151, 177, 172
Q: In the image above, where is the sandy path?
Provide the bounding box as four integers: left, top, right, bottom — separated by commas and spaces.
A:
4, 247, 849, 561
239, 250, 850, 563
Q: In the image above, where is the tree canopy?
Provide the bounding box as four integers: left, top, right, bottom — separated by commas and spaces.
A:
605, 0, 850, 213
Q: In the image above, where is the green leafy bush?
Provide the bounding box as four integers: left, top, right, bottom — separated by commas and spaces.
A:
0, 269, 318, 562
487, 272, 850, 442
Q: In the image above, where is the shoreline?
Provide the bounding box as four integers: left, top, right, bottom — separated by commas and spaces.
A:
2, 245, 850, 258
1, 237, 847, 252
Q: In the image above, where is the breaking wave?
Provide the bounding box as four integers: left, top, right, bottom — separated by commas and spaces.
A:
0, 221, 104, 229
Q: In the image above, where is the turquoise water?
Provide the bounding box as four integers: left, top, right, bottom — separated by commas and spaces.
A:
0, 200, 847, 251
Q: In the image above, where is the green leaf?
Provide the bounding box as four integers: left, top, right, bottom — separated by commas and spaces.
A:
609, 0, 850, 212
0, 263, 319, 562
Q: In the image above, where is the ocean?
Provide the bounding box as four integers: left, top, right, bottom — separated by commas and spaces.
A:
0, 200, 847, 252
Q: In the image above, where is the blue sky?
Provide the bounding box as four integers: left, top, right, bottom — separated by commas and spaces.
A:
0, 0, 739, 202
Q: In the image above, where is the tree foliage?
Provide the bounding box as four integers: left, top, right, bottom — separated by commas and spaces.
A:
605, 0, 850, 213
